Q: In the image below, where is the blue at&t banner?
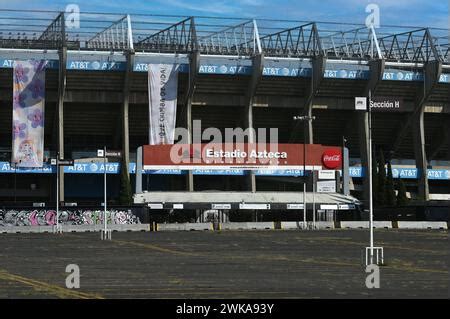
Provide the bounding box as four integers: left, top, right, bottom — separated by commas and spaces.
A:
0, 162, 448, 180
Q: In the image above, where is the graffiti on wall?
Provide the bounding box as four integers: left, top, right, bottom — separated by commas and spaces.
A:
0, 209, 140, 226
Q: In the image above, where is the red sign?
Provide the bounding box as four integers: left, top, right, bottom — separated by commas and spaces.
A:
322, 149, 342, 169
143, 144, 342, 171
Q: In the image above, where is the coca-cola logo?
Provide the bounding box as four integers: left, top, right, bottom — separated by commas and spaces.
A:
322, 149, 342, 169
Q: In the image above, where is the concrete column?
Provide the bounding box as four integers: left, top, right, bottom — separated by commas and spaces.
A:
122, 51, 134, 181
57, 46, 67, 202
289, 55, 325, 143
135, 146, 143, 194
412, 61, 442, 201
185, 51, 200, 191
186, 96, 194, 191
412, 111, 429, 200
389, 60, 441, 200
391, 60, 442, 154
359, 59, 385, 205
305, 55, 325, 143
245, 53, 264, 192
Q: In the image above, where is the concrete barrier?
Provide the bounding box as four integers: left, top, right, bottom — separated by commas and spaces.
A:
109, 224, 150, 232
0, 226, 41, 233
340, 221, 393, 229
280, 221, 304, 230
396, 221, 448, 230
281, 221, 335, 230
38, 226, 54, 233
157, 223, 212, 231
0, 224, 150, 233
220, 222, 274, 230
61, 225, 99, 232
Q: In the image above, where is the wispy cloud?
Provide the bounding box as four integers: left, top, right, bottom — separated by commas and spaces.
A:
161, 0, 239, 15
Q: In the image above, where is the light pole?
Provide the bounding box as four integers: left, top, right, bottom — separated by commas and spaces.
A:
341, 136, 347, 222
13, 161, 18, 204
56, 153, 59, 232
293, 115, 316, 229
356, 93, 383, 265
103, 145, 107, 238
342, 136, 347, 185
368, 90, 374, 264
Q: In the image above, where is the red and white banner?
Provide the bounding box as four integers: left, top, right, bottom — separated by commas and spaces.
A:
143, 143, 342, 170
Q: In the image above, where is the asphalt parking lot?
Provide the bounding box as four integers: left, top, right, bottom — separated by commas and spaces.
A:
0, 229, 448, 299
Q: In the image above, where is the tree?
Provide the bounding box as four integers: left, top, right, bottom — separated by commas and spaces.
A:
119, 160, 133, 206
396, 179, 408, 206
385, 161, 396, 206
377, 148, 386, 206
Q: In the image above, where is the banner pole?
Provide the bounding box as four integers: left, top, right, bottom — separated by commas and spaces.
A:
56, 153, 59, 232
104, 146, 107, 235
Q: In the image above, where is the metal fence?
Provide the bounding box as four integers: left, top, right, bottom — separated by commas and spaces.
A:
0, 9, 448, 63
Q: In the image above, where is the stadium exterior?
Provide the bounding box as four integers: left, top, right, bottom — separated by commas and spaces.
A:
0, 10, 448, 219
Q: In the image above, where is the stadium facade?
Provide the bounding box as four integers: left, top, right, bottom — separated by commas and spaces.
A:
0, 10, 448, 218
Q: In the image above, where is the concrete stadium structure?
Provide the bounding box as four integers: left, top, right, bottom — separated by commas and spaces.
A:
0, 10, 448, 214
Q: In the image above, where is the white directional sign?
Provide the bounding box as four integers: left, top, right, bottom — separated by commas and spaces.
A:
355, 97, 367, 110
97, 149, 104, 157
148, 203, 163, 209
317, 180, 336, 193
287, 204, 305, 210
338, 204, 356, 210
212, 204, 232, 210
318, 170, 336, 180
105, 150, 122, 158
239, 203, 270, 210
58, 159, 74, 166
97, 149, 121, 158
50, 158, 74, 166
320, 204, 338, 210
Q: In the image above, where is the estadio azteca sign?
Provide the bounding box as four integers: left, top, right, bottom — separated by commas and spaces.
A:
143, 144, 342, 170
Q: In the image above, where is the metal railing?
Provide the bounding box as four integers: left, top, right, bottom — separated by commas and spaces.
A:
434, 37, 448, 63
197, 19, 261, 56
377, 28, 441, 63
38, 12, 65, 48
0, 9, 448, 63
86, 15, 133, 50
0, 10, 63, 49
134, 17, 197, 53
259, 22, 321, 58
321, 25, 382, 60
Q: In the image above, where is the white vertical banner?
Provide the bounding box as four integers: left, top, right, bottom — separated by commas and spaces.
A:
148, 64, 179, 145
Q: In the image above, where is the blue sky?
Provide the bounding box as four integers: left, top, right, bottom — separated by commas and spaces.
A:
0, 0, 448, 28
